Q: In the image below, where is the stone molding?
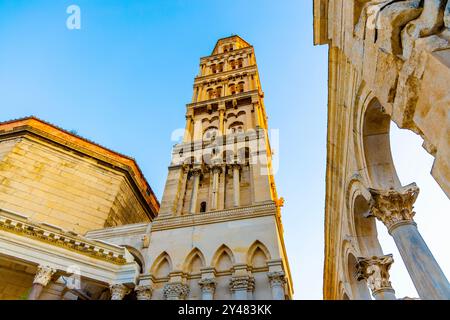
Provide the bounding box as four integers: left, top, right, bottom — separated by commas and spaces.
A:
33, 265, 57, 286
152, 202, 276, 231
368, 183, 419, 232
356, 254, 395, 293
163, 282, 190, 300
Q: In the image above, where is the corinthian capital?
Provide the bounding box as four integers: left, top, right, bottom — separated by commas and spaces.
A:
33, 265, 57, 286
357, 254, 395, 293
267, 271, 286, 288
368, 183, 419, 232
229, 276, 255, 292
163, 282, 189, 300
198, 278, 217, 294
135, 285, 153, 300
110, 284, 130, 300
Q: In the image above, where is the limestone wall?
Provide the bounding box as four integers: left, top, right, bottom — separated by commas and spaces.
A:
0, 136, 150, 234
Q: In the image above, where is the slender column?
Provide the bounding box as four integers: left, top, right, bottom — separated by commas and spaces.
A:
110, 284, 130, 300
183, 115, 193, 142
198, 278, 216, 300
229, 276, 254, 300
176, 165, 189, 215
232, 164, 241, 207
218, 164, 226, 210
189, 168, 202, 214
163, 283, 189, 300
28, 265, 56, 300
210, 166, 221, 210
267, 271, 286, 300
253, 101, 261, 128
218, 104, 225, 135
135, 285, 152, 300
356, 255, 396, 300
368, 183, 450, 300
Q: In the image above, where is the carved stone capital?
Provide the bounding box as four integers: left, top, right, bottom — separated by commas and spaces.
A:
163, 282, 189, 300
33, 265, 56, 286
110, 284, 130, 300
368, 183, 419, 232
191, 168, 202, 177
229, 276, 255, 292
135, 285, 153, 300
267, 271, 286, 288
357, 254, 395, 293
229, 163, 241, 171
210, 165, 222, 174
198, 278, 217, 294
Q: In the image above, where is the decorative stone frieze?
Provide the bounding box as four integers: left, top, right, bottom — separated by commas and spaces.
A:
368, 183, 419, 232
0, 209, 127, 265
163, 282, 190, 300
135, 285, 153, 300
356, 254, 394, 293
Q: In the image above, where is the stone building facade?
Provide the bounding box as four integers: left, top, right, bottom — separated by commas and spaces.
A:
0, 36, 292, 300
314, 0, 450, 300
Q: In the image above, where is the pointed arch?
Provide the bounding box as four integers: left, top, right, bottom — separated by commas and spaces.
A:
150, 251, 173, 278
247, 241, 271, 267
211, 244, 235, 271
183, 248, 206, 274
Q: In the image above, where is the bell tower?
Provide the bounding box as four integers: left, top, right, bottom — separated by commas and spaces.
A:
147, 35, 293, 300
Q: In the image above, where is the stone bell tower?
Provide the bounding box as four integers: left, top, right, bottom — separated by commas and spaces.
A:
145, 35, 293, 300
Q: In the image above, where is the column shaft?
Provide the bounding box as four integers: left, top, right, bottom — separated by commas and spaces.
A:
189, 171, 200, 214
233, 166, 240, 207
391, 224, 450, 300
28, 284, 44, 300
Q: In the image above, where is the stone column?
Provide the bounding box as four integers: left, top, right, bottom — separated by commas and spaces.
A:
189, 168, 202, 214
230, 276, 254, 300
218, 103, 226, 135
163, 283, 189, 300
210, 166, 221, 210
28, 265, 56, 300
198, 278, 216, 300
135, 285, 152, 300
253, 101, 260, 128
232, 164, 241, 207
110, 284, 130, 300
267, 271, 286, 300
176, 165, 189, 215
183, 114, 193, 142
356, 254, 396, 300
368, 183, 450, 300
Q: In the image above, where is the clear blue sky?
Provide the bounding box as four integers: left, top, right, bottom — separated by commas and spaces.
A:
1, 0, 448, 300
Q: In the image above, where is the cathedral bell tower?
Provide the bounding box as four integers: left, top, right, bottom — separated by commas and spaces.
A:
146, 35, 293, 300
